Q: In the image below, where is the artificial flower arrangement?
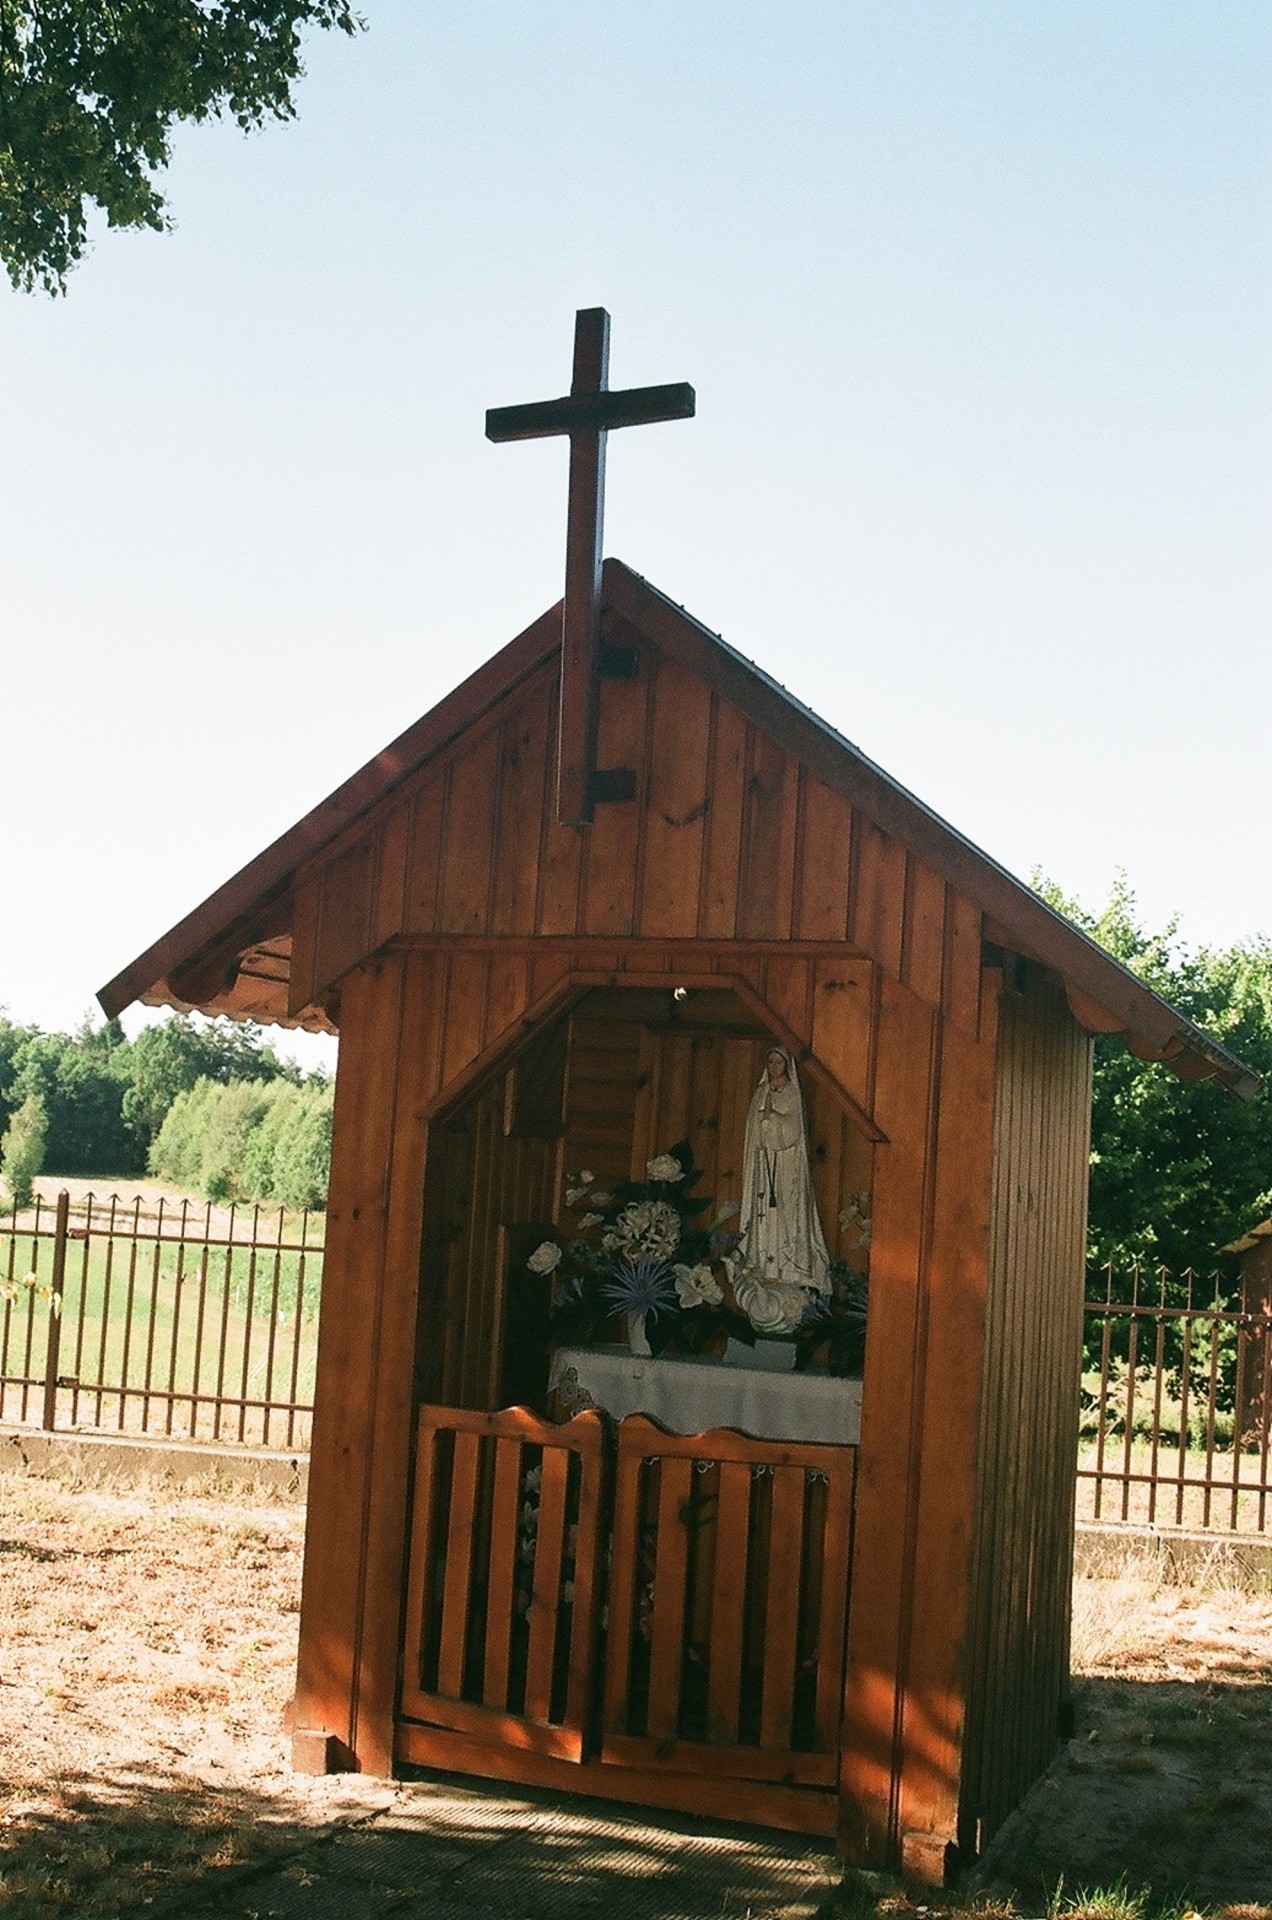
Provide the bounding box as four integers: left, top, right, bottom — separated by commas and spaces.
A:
527, 1143, 870, 1376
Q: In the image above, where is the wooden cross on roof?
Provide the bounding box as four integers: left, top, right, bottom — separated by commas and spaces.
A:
486, 309, 695, 825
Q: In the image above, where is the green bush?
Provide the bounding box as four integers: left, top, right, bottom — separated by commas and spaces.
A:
1, 1092, 47, 1208
150, 1075, 332, 1209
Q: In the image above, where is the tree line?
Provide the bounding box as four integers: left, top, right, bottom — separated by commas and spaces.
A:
0, 1012, 332, 1212
4, 877, 1272, 1255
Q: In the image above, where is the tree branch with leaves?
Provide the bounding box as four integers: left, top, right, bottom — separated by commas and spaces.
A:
0, 0, 361, 293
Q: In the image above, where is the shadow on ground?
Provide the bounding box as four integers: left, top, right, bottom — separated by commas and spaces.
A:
979, 1673, 1272, 1909
0, 1767, 835, 1920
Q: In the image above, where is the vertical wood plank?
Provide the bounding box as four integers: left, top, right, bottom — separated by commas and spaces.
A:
647, 1457, 693, 1742
372, 803, 411, 949
315, 840, 375, 991
436, 1428, 481, 1697
440, 953, 490, 1093
707, 1462, 751, 1744
439, 727, 501, 933
491, 681, 552, 935
288, 874, 322, 1016
405, 776, 447, 935
482, 1437, 523, 1709
601, 1445, 645, 1734
738, 730, 798, 940
811, 958, 875, 1117
763, 955, 814, 1046
944, 891, 984, 1038
838, 976, 937, 1860
794, 779, 853, 942
852, 818, 906, 979
580, 668, 648, 935
904, 861, 947, 1009
292, 956, 404, 1759
524, 1446, 569, 1723
639, 657, 713, 939
759, 1467, 805, 1750
699, 698, 747, 938
400, 1420, 440, 1699
814, 1454, 856, 1754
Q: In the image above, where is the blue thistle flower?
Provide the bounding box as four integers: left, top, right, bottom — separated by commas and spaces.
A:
601, 1255, 677, 1320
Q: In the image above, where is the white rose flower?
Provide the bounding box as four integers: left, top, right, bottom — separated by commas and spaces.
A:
526, 1241, 563, 1275
576, 1212, 603, 1230
673, 1262, 723, 1309
646, 1153, 684, 1184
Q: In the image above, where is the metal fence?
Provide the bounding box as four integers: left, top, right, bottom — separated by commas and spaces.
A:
1079, 1264, 1272, 1535
1, 1189, 323, 1451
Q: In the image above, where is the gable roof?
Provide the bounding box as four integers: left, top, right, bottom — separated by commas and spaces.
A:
98, 559, 1258, 1099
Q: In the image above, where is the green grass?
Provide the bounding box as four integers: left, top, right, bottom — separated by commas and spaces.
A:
0, 1224, 322, 1447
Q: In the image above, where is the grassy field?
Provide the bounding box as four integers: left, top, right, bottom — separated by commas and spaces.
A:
1, 1181, 322, 1449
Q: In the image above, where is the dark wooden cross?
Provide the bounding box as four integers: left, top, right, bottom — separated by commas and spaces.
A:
486, 308, 695, 825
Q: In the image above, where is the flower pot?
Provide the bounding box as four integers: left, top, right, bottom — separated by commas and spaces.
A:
723, 1335, 797, 1372
627, 1312, 652, 1357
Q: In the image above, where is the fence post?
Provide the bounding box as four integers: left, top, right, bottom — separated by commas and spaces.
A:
41, 1190, 70, 1432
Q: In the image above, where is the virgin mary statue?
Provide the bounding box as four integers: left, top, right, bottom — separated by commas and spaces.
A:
728, 1046, 831, 1334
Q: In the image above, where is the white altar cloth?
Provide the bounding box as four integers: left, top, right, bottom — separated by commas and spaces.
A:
548, 1345, 861, 1447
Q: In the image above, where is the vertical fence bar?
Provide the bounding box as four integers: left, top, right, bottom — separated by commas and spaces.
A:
41, 1191, 70, 1431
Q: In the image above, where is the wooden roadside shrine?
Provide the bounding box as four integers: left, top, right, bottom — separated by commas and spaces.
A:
100, 313, 1257, 1879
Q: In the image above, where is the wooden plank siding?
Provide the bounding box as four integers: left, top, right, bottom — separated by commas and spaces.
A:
290, 628, 1013, 1864
288, 642, 985, 1042
957, 973, 1092, 1856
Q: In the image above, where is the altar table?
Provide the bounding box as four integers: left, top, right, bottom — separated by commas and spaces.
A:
548, 1344, 862, 1447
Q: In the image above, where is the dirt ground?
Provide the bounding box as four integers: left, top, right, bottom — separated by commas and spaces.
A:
1, 1463, 1271, 1920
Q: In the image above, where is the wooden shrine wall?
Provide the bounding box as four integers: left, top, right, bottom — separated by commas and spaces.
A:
293, 932, 1004, 1870
286, 643, 983, 1030
958, 974, 1092, 1855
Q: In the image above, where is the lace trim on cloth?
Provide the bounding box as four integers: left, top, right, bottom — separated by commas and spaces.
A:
552, 1364, 598, 1416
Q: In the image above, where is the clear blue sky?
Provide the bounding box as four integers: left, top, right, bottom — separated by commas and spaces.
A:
2, 2, 1268, 1069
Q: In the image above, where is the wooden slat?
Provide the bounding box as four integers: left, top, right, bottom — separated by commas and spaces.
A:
759, 1466, 805, 1750
794, 779, 853, 942
440, 727, 501, 934
482, 1437, 523, 1709
707, 1462, 751, 1744
639, 657, 713, 940
580, 665, 648, 935
602, 1440, 645, 1736
904, 860, 947, 1009
698, 697, 746, 938
524, 1444, 569, 1724
602, 1731, 836, 1787
738, 728, 797, 940
373, 803, 411, 949
852, 818, 906, 979
399, 1691, 586, 1759
490, 685, 552, 935
944, 890, 984, 1038
646, 1456, 693, 1742
400, 1423, 440, 1705
436, 1428, 482, 1698
394, 1722, 839, 1836
404, 774, 446, 934
315, 839, 374, 990
814, 1453, 856, 1754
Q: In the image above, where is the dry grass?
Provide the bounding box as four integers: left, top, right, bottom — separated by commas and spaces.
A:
3, 1465, 1272, 1919
0, 1464, 387, 1917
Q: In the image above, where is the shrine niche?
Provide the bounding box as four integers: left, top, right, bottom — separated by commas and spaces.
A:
100, 312, 1257, 1880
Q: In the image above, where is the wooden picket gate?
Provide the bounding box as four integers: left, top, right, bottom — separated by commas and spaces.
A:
396, 1403, 857, 1833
